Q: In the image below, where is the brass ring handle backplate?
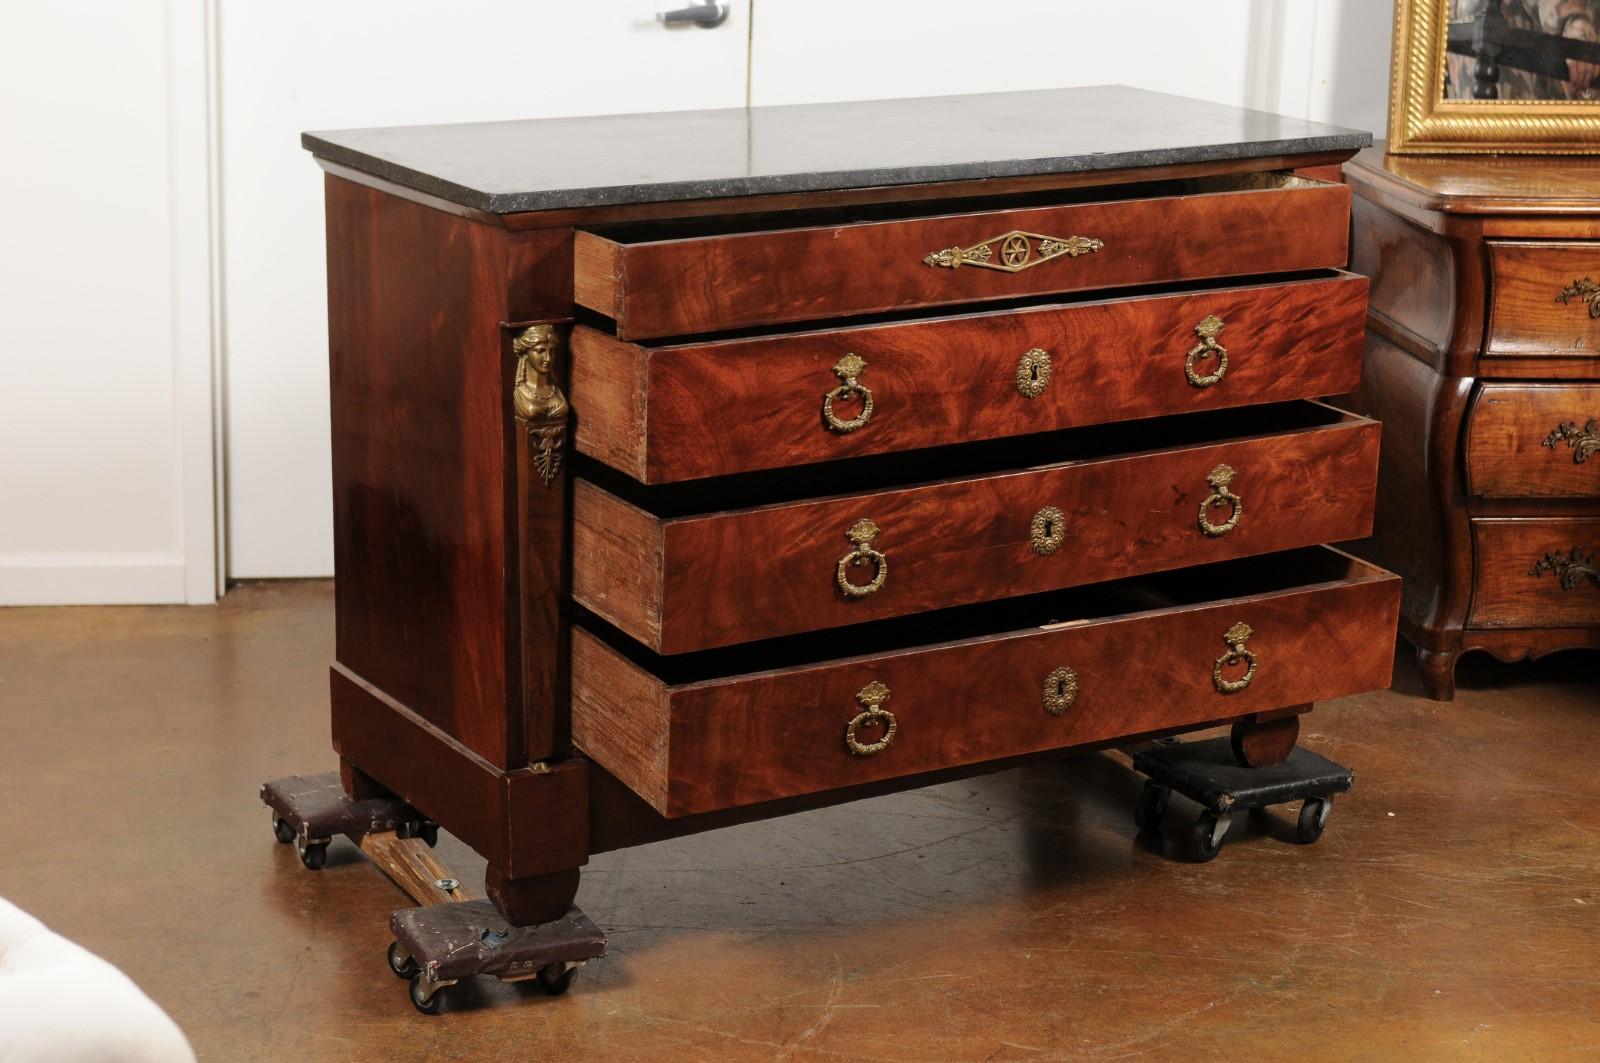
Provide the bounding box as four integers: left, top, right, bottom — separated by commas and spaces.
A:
845, 680, 897, 756
1198, 464, 1243, 537
1184, 314, 1229, 388
1530, 547, 1599, 590
837, 518, 888, 598
1212, 621, 1258, 694
1542, 418, 1600, 465
822, 353, 874, 434
1015, 348, 1052, 399
1043, 666, 1079, 716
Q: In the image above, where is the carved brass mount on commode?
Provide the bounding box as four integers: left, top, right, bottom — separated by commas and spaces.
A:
1557, 277, 1600, 319
1530, 547, 1599, 591
1542, 418, 1600, 466
923, 230, 1103, 272
512, 324, 569, 488
1015, 348, 1051, 399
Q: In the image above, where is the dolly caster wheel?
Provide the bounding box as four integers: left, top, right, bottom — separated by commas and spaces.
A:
1297, 797, 1332, 844
272, 817, 296, 844
1134, 782, 1169, 831
408, 975, 443, 1015
297, 840, 328, 871
418, 823, 439, 848
537, 963, 576, 996
387, 941, 419, 981
1188, 812, 1230, 863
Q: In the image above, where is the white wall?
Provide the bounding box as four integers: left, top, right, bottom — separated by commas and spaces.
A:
0, 0, 218, 605
2, 0, 1394, 600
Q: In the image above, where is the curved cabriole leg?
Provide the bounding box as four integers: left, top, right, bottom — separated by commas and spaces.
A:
1415, 645, 1458, 702
485, 866, 580, 927
1229, 713, 1301, 768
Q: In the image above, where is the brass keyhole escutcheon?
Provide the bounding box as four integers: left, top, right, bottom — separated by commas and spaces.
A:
836, 518, 888, 598
1031, 506, 1065, 556
1043, 666, 1079, 716
1212, 621, 1259, 694
822, 353, 874, 433
845, 680, 897, 756
1185, 314, 1229, 389
1015, 347, 1052, 399
1198, 464, 1243, 537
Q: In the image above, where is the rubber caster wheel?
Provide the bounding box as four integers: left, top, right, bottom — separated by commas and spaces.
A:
537, 963, 575, 996
409, 975, 443, 1015
297, 840, 328, 871
417, 823, 439, 848
1188, 813, 1227, 863
387, 941, 419, 981
1134, 783, 1169, 831
272, 817, 296, 844
1297, 797, 1332, 844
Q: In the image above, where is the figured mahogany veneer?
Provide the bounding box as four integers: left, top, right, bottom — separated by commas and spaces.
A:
1344, 147, 1600, 699
570, 549, 1399, 816
1467, 384, 1600, 498
574, 174, 1351, 339
570, 273, 1370, 483
573, 404, 1380, 653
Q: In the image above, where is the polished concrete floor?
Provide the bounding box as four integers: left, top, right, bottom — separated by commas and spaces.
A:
2, 581, 1597, 1061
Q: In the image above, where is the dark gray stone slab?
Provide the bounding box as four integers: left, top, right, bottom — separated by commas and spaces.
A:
303, 86, 1370, 215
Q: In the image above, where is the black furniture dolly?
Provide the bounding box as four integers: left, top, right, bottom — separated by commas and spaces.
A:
262, 772, 607, 1014
1131, 737, 1354, 862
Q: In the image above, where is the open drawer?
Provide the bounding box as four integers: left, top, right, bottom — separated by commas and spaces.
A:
572, 172, 1352, 339
571, 402, 1381, 654
570, 547, 1400, 816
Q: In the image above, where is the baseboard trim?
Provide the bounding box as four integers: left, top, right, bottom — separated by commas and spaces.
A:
0, 554, 188, 606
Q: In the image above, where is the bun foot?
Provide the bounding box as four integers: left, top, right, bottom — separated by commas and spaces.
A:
1229, 714, 1300, 768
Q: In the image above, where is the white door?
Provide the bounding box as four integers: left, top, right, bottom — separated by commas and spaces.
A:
749, 0, 1390, 139
219, 0, 752, 578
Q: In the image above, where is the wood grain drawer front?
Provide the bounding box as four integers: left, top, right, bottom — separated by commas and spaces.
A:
1469, 519, 1600, 628
572, 407, 1380, 654
1487, 241, 1600, 361
570, 549, 1400, 816
574, 174, 1351, 340
1467, 383, 1600, 498
572, 272, 1369, 484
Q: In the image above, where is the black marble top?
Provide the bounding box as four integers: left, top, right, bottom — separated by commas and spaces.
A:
303, 86, 1370, 215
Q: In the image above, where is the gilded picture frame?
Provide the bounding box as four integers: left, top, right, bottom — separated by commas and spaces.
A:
1388, 0, 1600, 153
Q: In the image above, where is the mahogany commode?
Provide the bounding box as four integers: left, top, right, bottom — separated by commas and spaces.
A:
301, 87, 1398, 945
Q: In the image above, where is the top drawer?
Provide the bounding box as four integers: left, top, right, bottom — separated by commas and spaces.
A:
574, 173, 1352, 340
1487, 240, 1600, 361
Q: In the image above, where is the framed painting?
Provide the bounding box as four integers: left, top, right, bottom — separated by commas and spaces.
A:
1389, 0, 1600, 152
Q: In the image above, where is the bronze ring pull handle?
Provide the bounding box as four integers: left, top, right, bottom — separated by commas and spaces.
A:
1530, 547, 1599, 590
836, 518, 888, 599
1198, 464, 1243, 537
1212, 622, 1258, 694
1184, 314, 1228, 388
1542, 419, 1600, 465
845, 680, 897, 756
822, 353, 874, 434
1042, 666, 1079, 716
